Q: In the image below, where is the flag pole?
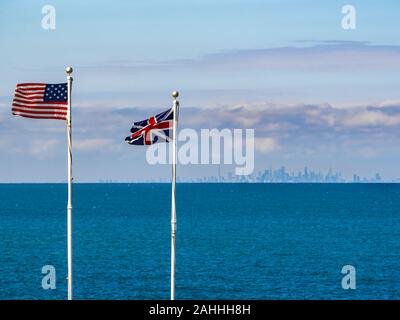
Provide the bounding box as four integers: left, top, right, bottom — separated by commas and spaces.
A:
171, 91, 179, 300
65, 66, 73, 300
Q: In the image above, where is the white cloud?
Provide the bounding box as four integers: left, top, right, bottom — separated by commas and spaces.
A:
377, 100, 400, 108
342, 111, 400, 127
204, 102, 400, 132
254, 137, 277, 154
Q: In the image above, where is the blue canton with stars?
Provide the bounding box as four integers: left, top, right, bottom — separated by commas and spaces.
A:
43, 83, 68, 102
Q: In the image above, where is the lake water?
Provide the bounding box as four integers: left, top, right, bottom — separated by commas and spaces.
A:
0, 183, 399, 299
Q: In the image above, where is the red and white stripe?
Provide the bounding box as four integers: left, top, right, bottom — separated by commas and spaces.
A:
12, 83, 68, 120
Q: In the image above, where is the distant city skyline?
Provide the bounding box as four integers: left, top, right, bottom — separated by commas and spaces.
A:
91, 165, 394, 183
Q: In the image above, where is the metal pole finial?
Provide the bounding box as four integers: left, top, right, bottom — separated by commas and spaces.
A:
65, 66, 73, 75
172, 91, 179, 99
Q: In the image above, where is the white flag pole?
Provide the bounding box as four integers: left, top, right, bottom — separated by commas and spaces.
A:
171, 91, 179, 300
65, 66, 73, 300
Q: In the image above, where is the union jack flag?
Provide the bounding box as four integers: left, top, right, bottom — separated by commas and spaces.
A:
125, 108, 174, 145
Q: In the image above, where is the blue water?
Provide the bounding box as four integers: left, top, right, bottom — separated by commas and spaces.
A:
0, 183, 399, 300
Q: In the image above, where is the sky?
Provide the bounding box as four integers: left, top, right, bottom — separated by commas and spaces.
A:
0, 0, 400, 182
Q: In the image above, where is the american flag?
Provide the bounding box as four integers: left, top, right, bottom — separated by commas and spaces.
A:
12, 83, 68, 120
125, 108, 174, 145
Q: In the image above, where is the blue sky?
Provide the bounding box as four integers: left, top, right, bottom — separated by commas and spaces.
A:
1, 0, 400, 182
